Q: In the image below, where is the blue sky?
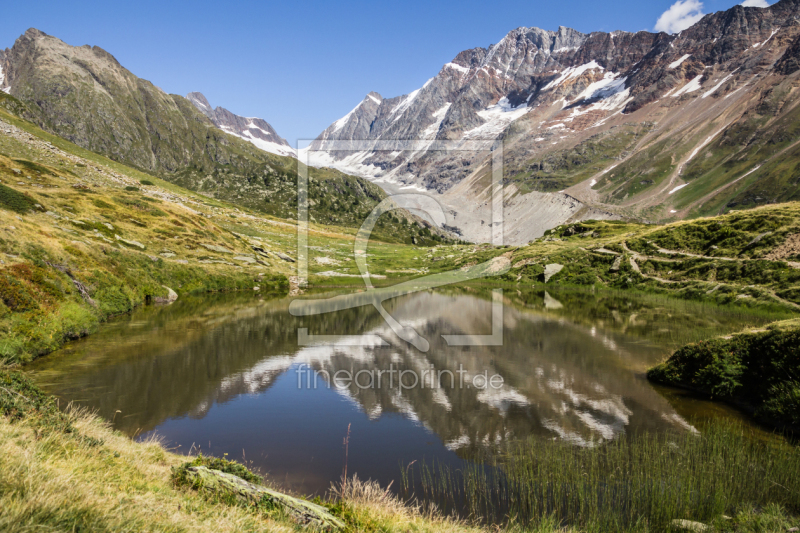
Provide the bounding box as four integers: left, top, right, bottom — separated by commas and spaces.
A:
1, 0, 769, 145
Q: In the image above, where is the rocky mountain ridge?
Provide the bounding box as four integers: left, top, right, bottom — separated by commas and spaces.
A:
307, 0, 800, 243
186, 92, 295, 158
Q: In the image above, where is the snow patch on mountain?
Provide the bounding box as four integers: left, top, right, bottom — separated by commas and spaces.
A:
0, 63, 9, 93
332, 101, 361, 133
300, 148, 381, 179
672, 75, 704, 97
702, 70, 736, 98
669, 54, 692, 68
221, 124, 297, 158
753, 28, 779, 48
571, 73, 627, 104
463, 97, 530, 139
391, 80, 433, 122
544, 61, 604, 91
422, 103, 452, 138
444, 62, 470, 74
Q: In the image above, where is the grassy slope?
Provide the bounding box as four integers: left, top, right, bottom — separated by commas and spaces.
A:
496, 203, 800, 311
505, 124, 653, 194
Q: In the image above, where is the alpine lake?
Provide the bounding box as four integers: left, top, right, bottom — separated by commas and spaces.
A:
28, 285, 785, 502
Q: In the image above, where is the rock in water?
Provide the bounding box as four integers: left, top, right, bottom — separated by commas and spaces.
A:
182, 466, 345, 530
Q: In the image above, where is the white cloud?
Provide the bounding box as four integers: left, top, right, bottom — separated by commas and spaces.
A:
654, 0, 705, 34
740, 0, 769, 7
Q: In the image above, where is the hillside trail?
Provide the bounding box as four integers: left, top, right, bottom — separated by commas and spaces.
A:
618, 241, 800, 309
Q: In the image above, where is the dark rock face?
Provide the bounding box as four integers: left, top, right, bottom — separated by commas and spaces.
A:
775, 30, 800, 74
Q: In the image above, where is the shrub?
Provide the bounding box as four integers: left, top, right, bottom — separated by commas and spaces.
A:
0, 183, 38, 214
648, 328, 800, 428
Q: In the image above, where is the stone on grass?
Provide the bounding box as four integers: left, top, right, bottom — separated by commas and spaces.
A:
670, 519, 708, 532
201, 243, 234, 254
115, 235, 145, 249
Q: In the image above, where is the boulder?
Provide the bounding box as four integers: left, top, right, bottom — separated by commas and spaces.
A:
543, 263, 564, 283
114, 235, 145, 249
154, 286, 178, 304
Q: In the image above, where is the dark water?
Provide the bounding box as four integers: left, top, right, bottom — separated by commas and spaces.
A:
28, 287, 774, 496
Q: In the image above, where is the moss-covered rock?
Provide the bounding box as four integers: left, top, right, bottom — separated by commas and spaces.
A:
174, 464, 345, 530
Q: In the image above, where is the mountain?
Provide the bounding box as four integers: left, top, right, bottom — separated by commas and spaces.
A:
186, 92, 296, 158
0, 28, 442, 240
307, 0, 800, 243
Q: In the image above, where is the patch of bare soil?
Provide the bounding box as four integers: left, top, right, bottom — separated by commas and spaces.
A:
764, 233, 800, 261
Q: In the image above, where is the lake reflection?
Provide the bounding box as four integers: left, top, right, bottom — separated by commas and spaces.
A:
29, 288, 766, 495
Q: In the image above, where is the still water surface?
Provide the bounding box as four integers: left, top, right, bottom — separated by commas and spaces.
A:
29, 287, 771, 496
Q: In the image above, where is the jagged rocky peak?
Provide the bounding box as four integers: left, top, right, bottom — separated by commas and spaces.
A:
185, 91, 295, 158
186, 92, 213, 116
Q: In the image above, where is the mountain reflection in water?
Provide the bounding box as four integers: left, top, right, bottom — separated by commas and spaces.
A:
29, 288, 768, 495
